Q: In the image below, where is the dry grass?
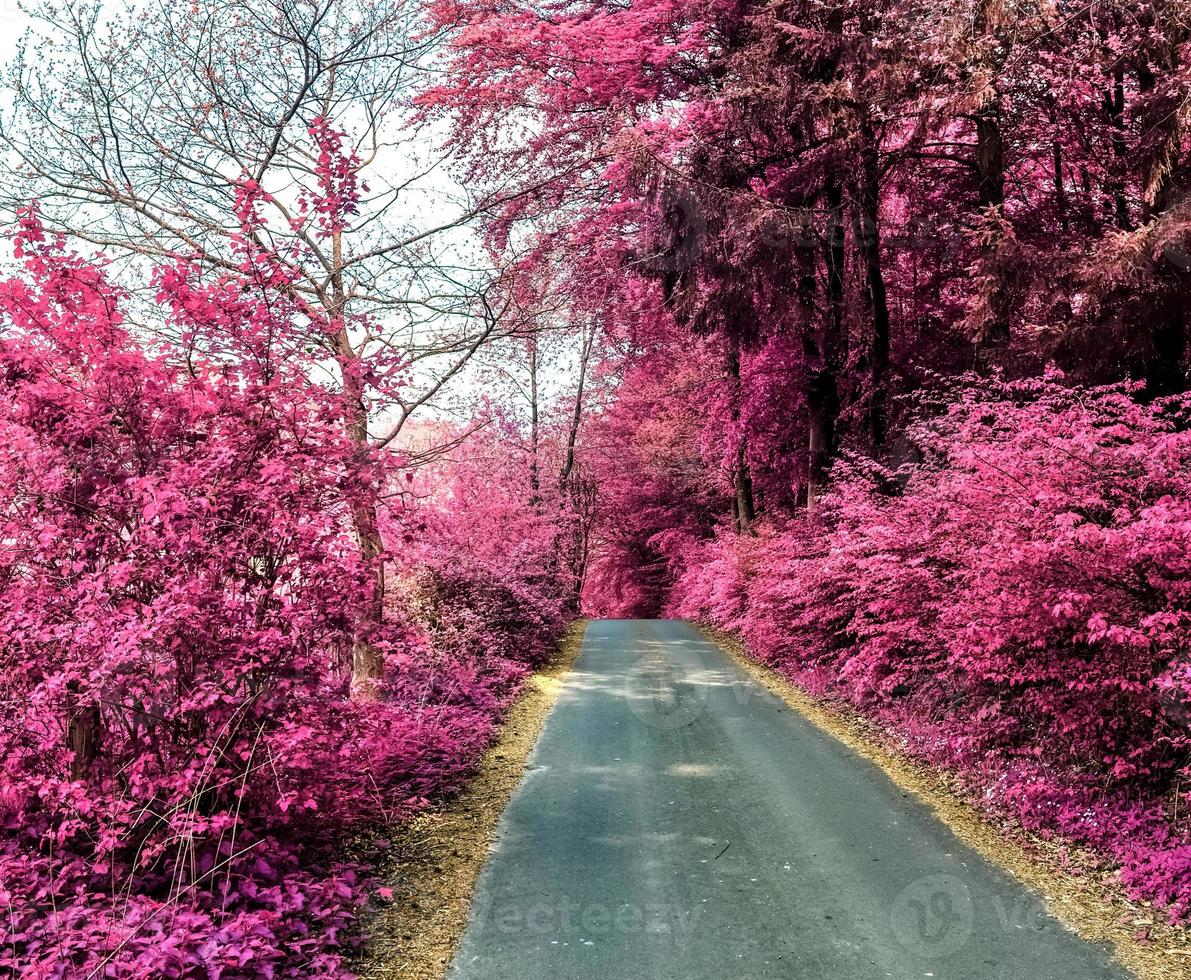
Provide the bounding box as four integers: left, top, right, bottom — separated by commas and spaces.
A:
353, 620, 588, 980
700, 624, 1191, 980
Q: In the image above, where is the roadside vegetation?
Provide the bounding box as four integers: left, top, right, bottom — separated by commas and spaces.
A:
3, 0, 1191, 974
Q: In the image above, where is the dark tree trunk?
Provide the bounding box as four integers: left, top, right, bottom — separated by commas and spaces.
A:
528, 336, 541, 508
66, 682, 101, 780
975, 105, 1005, 211
726, 341, 757, 533
807, 182, 846, 514
969, 0, 1011, 348
805, 368, 838, 515
854, 121, 891, 447
975, 95, 1010, 347
1106, 66, 1133, 232
556, 325, 596, 599
1052, 139, 1069, 233
732, 440, 756, 533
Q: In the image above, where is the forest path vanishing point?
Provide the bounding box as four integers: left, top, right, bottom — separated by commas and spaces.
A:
447, 619, 1130, 980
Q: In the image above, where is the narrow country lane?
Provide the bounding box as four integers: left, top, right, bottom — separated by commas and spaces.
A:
448, 620, 1129, 980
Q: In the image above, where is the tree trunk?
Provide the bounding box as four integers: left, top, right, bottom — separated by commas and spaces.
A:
556, 324, 595, 606
561, 472, 596, 613
1052, 137, 1069, 233
975, 95, 1010, 347
807, 182, 846, 514
975, 105, 1005, 211
558, 325, 593, 489
854, 121, 891, 447
725, 340, 757, 533
528, 336, 541, 508
66, 681, 100, 779
328, 230, 386, 700
335, 324, 386, 700
805, 365, 838, 515
732, 440, 756, 533
1105, 66, 1133, 231
969, 0, 1011, 349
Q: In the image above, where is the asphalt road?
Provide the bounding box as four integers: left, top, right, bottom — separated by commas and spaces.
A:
447, 619, 1129, 980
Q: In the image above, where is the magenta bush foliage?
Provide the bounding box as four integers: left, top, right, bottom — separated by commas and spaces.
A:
668, 374, 1191, 918
0, 218, 570, 975
8, 0, 1191, 961
424, 0, 1191, 930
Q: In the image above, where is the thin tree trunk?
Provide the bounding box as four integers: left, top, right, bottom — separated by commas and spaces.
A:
725, 340, 757, 533
1106, 66, 1133, 231
1052, 135, 1070, 233
807, 182, 846, 514
557, 324, 595, 611
854, 121, 891, 447
66, 681, 100, 779
330, 229, 386, 700
528, 336, 541, 507
559, 325, 594, 488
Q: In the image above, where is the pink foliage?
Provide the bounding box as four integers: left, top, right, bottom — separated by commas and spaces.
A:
8, 0, 1191, 964
0, 216, 570, 976
669, 374, 1191, 919
392, 419, 573, 668
429, 0, 1191, 926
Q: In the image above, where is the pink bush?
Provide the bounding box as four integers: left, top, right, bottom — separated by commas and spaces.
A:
671, 373, 1191, 919
0, 218, 571, 975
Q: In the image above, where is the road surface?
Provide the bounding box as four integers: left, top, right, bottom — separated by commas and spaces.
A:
448, 619, 1128, 979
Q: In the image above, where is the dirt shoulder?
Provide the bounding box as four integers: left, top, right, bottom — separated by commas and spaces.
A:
353, 620, 588, 980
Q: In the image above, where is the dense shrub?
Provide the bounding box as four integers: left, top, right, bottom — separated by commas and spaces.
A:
0, 218, 571, 976
670, 374, 1191, 919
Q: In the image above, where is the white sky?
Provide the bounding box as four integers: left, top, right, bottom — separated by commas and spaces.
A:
0, 9, 22, 64
0, 3, 587, 439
